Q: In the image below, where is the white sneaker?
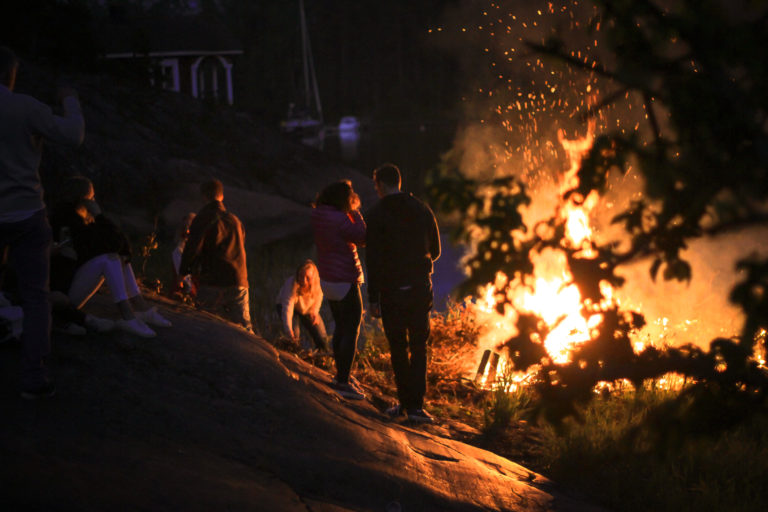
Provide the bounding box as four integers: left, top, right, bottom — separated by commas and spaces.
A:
84, 314, 115, 333
136, 307, 172, 328
116, 318, 156, 338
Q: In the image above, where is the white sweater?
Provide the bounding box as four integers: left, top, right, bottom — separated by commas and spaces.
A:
276, 276, 325, 338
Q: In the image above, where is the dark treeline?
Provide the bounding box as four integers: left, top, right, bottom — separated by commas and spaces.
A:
1, 0, 464, 126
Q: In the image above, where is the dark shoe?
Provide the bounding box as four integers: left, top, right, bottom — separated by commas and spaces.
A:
348, 376, 365, 394
407, 408, 435, 424
386, 404, 406, 418
330, 379, 365, 400
21, 382, 57, 400
53, 322, 87, 336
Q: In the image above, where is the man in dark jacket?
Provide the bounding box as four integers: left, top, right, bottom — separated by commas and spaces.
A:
366, 164, 440, 423
180, 179, 252, 332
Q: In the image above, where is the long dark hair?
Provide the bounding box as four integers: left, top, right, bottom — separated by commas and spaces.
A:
314, 180, 358, 213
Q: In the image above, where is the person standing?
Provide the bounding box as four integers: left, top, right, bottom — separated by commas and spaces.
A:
0, 47, 85, 398
311, 180, 366, 400
179, 179, 252, 332
366, 164, 440, 423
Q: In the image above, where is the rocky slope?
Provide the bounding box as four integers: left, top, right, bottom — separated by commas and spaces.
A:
0, 294, 604, 511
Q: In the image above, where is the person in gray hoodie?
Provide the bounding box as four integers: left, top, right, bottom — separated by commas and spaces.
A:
0, 46, 84, 399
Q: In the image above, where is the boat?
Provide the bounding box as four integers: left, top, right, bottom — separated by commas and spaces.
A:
281, 0, 325, 149
338, 116, 360, 133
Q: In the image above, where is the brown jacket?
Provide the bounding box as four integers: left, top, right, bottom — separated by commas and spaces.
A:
180, 200, 248, 288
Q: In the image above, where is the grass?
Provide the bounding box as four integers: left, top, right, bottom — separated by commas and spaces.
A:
533, 390, 768, 512
137, 233, 768, 512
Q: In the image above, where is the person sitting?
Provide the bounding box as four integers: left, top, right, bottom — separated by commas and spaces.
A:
49, 176, 171, 338
275, 260, 327, 351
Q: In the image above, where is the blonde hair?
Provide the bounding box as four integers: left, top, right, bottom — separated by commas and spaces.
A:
295, 259, 319, 296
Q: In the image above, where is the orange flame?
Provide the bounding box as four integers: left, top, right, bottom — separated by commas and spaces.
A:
473, 119, 615, 382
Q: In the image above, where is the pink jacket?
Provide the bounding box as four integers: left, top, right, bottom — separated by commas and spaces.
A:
311, 205, 366, 284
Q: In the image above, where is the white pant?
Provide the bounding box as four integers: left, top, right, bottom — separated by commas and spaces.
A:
68, 253, 141, 308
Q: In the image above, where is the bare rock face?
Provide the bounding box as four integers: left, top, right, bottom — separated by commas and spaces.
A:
0, 295, 604, 512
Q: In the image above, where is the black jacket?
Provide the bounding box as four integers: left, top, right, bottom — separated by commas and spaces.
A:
49, 201, 131, 292
365, 193, 440, 303
179, 200, 248, 288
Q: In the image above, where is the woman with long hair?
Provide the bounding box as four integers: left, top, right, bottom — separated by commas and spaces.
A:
311, 180, 366, 400
49, 176, 171, 338
275, 259, 327, 351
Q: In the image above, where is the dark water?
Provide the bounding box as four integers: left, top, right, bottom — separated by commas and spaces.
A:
323, 120, 454, 196
432, 233, 466, 310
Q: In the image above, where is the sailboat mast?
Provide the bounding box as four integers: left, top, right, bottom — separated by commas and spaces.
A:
299, 0, 322, 123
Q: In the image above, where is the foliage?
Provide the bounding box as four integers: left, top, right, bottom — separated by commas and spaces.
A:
428, 299, 484, 382
427, 0, 768, 433
483, 385, 534, 436
538, 390, 768, 512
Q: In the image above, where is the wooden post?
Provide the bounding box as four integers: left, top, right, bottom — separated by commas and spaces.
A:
475, 349, 491, 383
487, 352, 501, 386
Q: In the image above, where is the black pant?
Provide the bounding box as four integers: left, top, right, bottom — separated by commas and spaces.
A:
275, 304, 327, 351
328, 283, 362, 384
380, 282, 433, 411
0, 210, 52, 389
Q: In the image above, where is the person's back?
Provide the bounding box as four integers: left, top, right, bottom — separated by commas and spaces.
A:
366, 192, 440, 292
180, 179, 251, 331
311, 204, 365, 284
186, 200, 248, 288
0, 63, 83, 219
365, 163, 440, 423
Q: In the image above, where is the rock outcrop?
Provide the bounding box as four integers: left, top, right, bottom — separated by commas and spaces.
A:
0, 295, 603, 511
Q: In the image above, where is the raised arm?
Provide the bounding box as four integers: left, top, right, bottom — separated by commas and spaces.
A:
28, 90, 84, 147
339, 209, 366, 246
